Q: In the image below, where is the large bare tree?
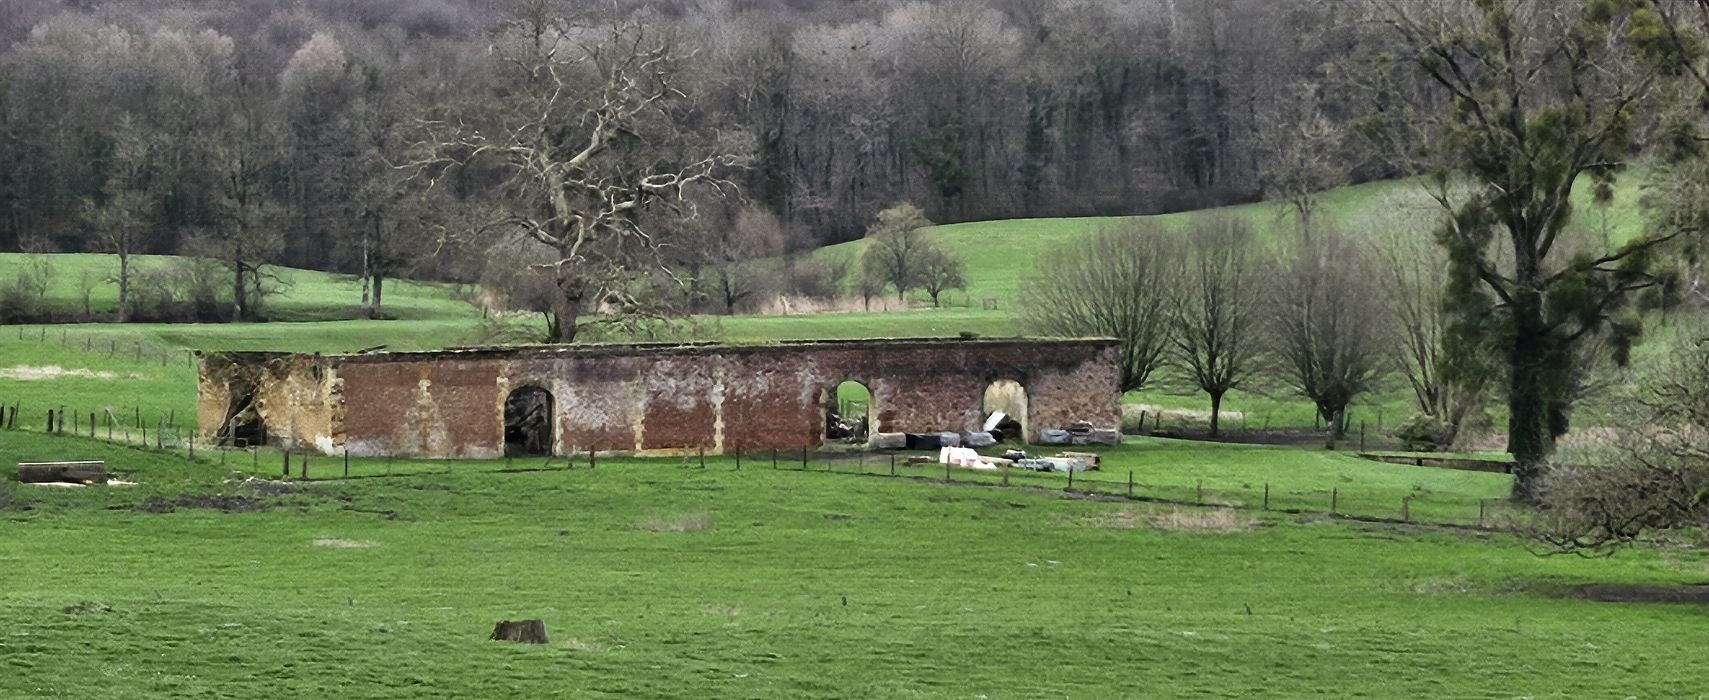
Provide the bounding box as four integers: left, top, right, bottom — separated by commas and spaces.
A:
410, 6, 748, 342
1023, 221, 1181, 393
1171, 217, 1263, 438
1272, 229, 1389, 450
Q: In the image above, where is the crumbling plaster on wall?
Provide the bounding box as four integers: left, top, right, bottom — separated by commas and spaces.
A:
198, 339, 1121, 459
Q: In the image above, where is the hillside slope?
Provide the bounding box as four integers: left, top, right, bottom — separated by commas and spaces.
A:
820, 175, 1652, 304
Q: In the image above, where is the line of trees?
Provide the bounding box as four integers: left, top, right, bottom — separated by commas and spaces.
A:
0, 0, 1423, 306
1021, 218, 1414, 450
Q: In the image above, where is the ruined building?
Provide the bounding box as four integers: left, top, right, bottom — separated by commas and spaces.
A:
196, 338, 1121, 458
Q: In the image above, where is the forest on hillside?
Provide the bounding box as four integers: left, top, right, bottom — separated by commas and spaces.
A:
0, 0, 1404, 285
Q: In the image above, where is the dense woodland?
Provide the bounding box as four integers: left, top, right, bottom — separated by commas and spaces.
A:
0, 0, 1392, 287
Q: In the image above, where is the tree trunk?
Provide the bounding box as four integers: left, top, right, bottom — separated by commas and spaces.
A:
1507, 291, 1551, 502
1208, 390, 1223, 439
1323, 405, 1343, 451
231, 257, 247, 323
116, 250, 130, 323
552, 270, 584, 344
489, 619, 548, 644
369, 273, 383, 320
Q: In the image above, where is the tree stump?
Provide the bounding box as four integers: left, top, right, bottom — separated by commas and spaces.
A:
490, 619, 548, 644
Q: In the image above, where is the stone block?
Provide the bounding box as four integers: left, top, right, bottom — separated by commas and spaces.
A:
868, 432, 907, 450
1038, 429, 1072, 445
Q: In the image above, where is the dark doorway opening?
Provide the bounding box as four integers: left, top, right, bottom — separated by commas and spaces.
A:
504, 386, 555, 457
218, 384, 266, 447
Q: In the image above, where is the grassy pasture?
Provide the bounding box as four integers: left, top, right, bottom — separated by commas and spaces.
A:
0, 171, 1676, 438
816, 174, 1653, 305
2, 431, 1707, 697
0, 253, 477, 322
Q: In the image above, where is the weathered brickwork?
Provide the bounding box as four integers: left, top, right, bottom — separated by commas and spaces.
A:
197, 338, 1121, 458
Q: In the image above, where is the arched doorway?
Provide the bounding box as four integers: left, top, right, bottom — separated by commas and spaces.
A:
504, 386, 555, 457
825, 380, 874, 443
983, 379, 1028, 443
218, 383, 266, 447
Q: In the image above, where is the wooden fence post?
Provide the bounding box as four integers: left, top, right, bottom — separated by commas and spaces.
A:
1127, 470, 1133, 498
1331, 488, 1338, 515
1263, 483, 1270, 510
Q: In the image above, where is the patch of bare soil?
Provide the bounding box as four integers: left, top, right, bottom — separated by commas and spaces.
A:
635, 512, 713, 533
313, 538, 378, 549
0, 365, 146, 381
1077, 506, 1260, 533
228, 476, 302, 496
0, 488, 36, 511
1566, 584, 1709, 604
132, 494, 271, 514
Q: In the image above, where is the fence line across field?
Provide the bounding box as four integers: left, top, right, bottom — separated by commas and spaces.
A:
11, 325, 197, 370
0, 405, 1515, 531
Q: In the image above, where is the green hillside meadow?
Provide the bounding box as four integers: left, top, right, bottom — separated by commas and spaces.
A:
3, 173, 1707, 697
3, 432, 1708, 697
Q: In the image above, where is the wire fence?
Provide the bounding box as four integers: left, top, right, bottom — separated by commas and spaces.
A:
765, 450, 1522, 531
8, 324, 196, 370
2, 399, 1519, 532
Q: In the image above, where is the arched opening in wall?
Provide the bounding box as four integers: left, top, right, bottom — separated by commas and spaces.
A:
983, 379, 1029, 443
218, 383, 266, 447
824, 380, 873, 443
504, 386, 555, 457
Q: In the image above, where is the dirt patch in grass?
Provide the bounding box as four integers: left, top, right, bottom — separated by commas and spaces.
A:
62, 601, 114, 615
0, 487, 35, 511
132, 493, 272, 514
313, 538, 378, 549
1148, 508, 1257, 533
635, 512, 713, 533
0, 365, 136, 381
230, 476, 303, 497
1565, 583, 1709, 604
1077, 506, 1258, 532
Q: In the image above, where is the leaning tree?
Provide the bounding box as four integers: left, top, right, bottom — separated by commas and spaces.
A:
409, 4, 748, 342
1370, 0, 1698, 500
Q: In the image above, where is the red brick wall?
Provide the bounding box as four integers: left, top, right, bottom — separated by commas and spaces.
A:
218, 339, 1120, 458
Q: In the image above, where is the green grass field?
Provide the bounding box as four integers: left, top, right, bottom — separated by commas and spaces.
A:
0, 171, 1675, 439
2, 431, 1706, 697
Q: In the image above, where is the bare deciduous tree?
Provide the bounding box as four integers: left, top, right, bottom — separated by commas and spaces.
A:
409, 8, 749, 342
1023, 221, 1180, 392
1373, 204, 1492, 450
860, 203, 934, 302
80, 115, 157, 322
1172, 217, 1262, 437
917, 246, 967, 308
1272, 229, 1389, 449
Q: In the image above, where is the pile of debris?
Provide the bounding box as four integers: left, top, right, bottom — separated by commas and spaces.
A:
933, 447, 1104, 473
824, 412, 870, 443
866, 417, 1118, 451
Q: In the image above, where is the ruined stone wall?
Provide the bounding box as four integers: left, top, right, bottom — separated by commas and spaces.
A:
202, 339, 1121, 458
196, 353, 339, 450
